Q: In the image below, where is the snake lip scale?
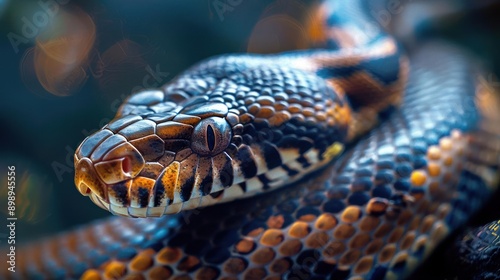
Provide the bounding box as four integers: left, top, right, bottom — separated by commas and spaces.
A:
5, 0, 500, 279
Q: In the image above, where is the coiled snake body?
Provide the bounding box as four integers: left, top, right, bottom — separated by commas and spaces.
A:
7, 0, 500, 279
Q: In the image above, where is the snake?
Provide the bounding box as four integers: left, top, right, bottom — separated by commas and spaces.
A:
6, 0, 500, 279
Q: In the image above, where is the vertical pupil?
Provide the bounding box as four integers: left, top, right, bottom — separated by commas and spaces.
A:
206, 125, 215, 151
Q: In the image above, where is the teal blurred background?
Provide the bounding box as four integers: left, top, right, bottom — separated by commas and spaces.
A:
0, 0, 499, 259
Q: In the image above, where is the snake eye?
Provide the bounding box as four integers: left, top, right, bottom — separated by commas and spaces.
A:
191, 117, 232, 156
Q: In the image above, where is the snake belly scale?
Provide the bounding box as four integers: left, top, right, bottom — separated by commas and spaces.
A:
5, 0, 500, 279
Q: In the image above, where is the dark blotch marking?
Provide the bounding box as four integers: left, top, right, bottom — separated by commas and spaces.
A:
111, 182, 129, 206
220, 154, 234, 188
259, 141, 282, 169
257, 174, 271, 190
153, 173, 166, 207
137, 187, 150, 208
282, 164, 299, 176
200, 164, 214, 196
210, 190, 224, 199
277, 136, 313, 153
238, 182, 247, 193
180, 176, 196, 201
237, 145, 257, 178
297, 156, 311, 168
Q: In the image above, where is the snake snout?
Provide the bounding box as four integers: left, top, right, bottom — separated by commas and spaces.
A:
74, 157, 105, 198
74, 130, 146, 199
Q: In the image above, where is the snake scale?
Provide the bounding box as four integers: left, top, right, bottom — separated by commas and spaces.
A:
5, 0, 500, 279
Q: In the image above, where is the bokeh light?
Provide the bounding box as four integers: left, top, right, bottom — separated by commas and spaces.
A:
20, 8, 95, 97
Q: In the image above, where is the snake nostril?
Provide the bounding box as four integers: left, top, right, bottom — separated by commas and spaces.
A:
122, 157, 132, 174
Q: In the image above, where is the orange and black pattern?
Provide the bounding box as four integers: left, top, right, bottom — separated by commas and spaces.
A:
10, 42, 500, 280
3, 0, 500, 279
72, 0, 406, 218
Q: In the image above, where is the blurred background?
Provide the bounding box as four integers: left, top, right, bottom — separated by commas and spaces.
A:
0, 0, 499, 277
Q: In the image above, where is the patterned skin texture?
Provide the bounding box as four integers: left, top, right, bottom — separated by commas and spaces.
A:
73, 0, 406, 218
73, 59, 353, 217
7, 43, 499, 280
4, 1, 500, 280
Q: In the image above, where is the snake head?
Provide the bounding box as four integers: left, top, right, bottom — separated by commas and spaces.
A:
74, 58, 351, 218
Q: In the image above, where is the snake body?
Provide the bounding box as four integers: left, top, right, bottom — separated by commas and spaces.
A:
6, 0, 500, 279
